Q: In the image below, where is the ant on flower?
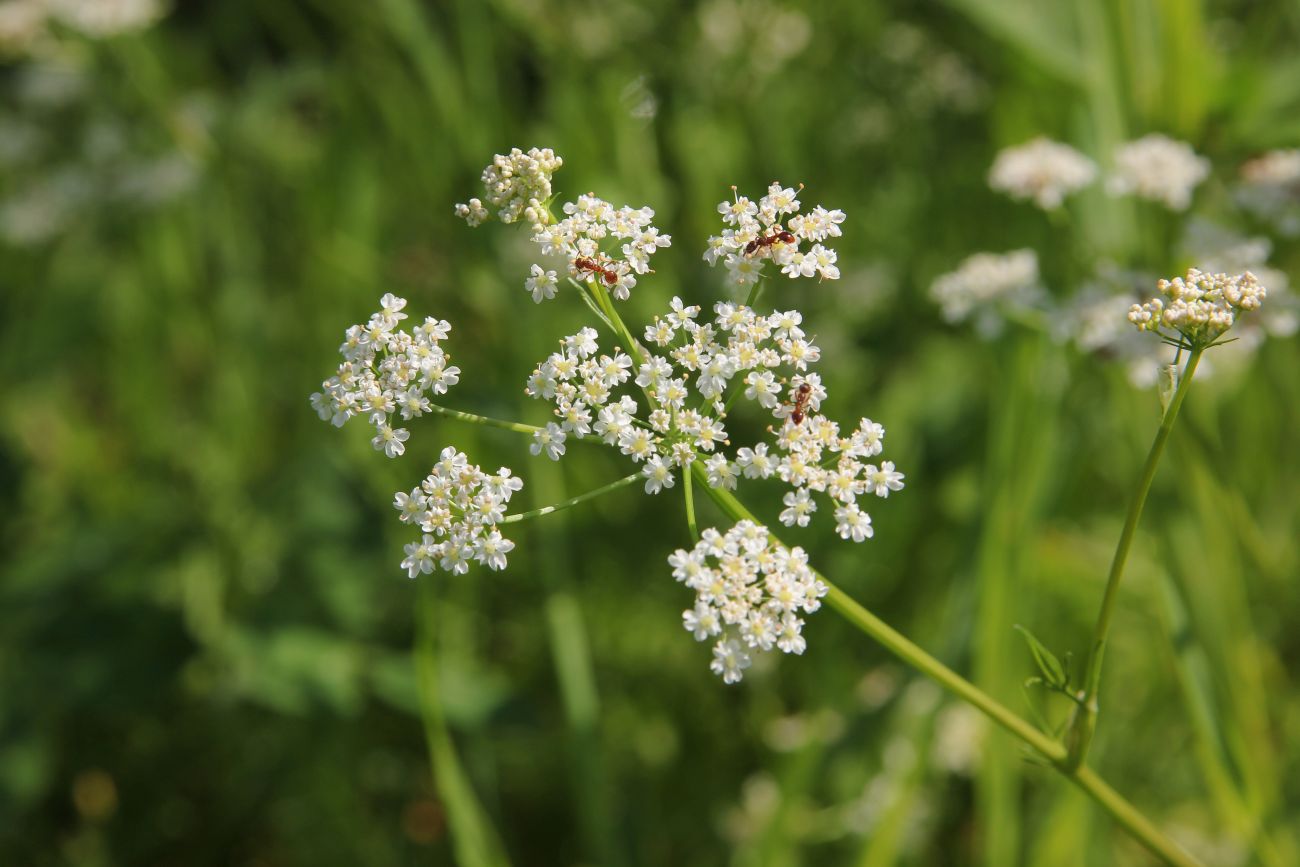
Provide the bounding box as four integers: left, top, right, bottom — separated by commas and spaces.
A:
743, 229, 797, 257
574, 255, 620, 286
786, 382, 813, 425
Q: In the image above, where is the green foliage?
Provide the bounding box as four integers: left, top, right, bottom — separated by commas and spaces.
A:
1, 1, 1298, 865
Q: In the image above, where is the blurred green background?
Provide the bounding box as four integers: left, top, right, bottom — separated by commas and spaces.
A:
2, 0, 1299, 865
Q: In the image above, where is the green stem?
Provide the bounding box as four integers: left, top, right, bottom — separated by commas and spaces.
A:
428, 402, 546, 435
690, 463, 1065, 761
743, 278, 764, 309
1070, 768, 1202, 867
683, 464, 700, 542
689, 461, 1202, 867
502, 473, 640, 524
427, 403, 604, 447
1068, 346, 1204, 767
414, 580, 512, 867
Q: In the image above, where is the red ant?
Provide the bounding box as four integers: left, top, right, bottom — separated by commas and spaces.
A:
574, 256, 619, 286
786, 382, 813, 425
744, 229, 796, 257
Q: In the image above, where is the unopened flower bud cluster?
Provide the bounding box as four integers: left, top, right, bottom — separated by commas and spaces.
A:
670, 520, 827, 683
988, 137, 1097, 210
1129, 269, 1266, 346
523, 297, 903, 536
310, 294, 460, 459
704, 183, 845, 288
454, 147, 562, 228
395, 447, 523, 577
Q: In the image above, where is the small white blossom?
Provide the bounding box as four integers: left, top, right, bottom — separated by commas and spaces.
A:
865, 461, 905, 498
531, 422, 568, 461
525, 263, 559, 303
834, 504, 874, 542
642, 455, 676, 494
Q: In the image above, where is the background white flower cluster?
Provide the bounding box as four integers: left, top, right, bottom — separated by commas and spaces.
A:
987, 133, 1210, 213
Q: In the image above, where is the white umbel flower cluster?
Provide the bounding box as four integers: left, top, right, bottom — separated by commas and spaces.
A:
1241, 149, 1300, 187
670, 520, 827, 684
310, 293, 460, 459
523, 299, 903, 530
454, 147, 562, 228
1108, 134, 1210, 211
395, 447, 523, 577
531, 193, 672, 301
704, 183, 845, 288
988, 137, 1097, 210
1237, 150, 1300, 236
1129, 269, 1267, 346
930, 249, 1040, 328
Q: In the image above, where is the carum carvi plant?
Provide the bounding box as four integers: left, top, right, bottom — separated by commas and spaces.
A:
312, 148, 1270, 867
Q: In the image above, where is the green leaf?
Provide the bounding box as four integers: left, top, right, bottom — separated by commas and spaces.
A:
1014, 624, 1068, 690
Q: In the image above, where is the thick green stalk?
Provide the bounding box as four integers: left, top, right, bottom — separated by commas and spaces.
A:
501, 472, 640, 524
689, 462, 1202, 867
682, 462, 700, 542
1068, 346, 1203, 767
691, 464, 1066, 761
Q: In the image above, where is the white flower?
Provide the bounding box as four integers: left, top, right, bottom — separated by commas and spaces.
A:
642, 456, 676, 494
312, 295, 457, 458
711, 638, 752, 685
531, 422, 568, 461
474, 530, 515, 571
372, 424, 409, 458
394, 449, 523, 577
401, 535, 437, 579
988, 137, 1097, 209
834, 504, 874, 542
705, 453, 738, 490
1108, 134, 1210, 211
779, 489, 817, 527
525, 263, 559, 303
671, 520, 827, 684
865, 461, 905, 498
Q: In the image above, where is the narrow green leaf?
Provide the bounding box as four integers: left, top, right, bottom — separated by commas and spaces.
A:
1014, 624, 1068, 689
